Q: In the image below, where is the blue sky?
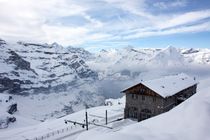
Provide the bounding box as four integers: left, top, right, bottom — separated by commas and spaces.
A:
0, 0, 210, 51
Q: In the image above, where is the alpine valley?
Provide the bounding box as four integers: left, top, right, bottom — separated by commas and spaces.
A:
0, 38, 210, 129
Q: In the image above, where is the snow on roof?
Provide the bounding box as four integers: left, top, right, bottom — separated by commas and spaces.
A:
142, 73, 197, 98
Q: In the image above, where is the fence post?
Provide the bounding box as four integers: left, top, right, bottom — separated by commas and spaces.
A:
86, 111, 88, 130
105, 110, 108, 125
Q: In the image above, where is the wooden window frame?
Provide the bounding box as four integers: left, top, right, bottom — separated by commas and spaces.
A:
132, 94, 138, 100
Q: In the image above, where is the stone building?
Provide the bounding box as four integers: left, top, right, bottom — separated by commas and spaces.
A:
122, 73, 197, 121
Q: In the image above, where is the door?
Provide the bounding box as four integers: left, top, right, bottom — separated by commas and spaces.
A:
128, 107, 138, 119
140, 109, 152, 120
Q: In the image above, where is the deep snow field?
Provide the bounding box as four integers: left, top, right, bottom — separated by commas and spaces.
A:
1, 40, 210, 140
76, 77, 210, 140
0, 75, 210, 140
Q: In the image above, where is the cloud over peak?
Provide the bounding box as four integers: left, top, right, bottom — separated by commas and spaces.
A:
0, 0, 210, 48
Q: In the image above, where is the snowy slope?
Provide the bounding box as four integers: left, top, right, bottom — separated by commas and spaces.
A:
0, 94, 17, 128
86, 46, 210, 100
182, 48, 210, 64
13, 85, 104, 121
149, 46, 185, 66
0, 39, 98, 95
76, 77, 210, 140
0, 97, 125, 140
87, 47, 160, 80
0, 39, 104, 121
1, 37, 210, 130
0, 76, 210, 140
0, 39, 38, 94
88, 46, 210, 81
11, 41, 97, 93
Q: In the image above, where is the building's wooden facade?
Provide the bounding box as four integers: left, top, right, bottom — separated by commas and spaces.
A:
123, 82, 197, 121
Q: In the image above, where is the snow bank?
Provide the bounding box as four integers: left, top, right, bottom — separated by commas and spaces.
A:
76, 86, 210, 140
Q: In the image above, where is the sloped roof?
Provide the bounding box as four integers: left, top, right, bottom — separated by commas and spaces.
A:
122, 73, 198, 98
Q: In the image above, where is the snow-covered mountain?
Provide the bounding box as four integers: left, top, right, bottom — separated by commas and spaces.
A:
0, 38, 210, 127
0, 39, 104, 121
0, 39, 97, 95
150, 46, 185, 66
181, 48, 210, 64
1, 39, 210, 96
88, 46, 210, 81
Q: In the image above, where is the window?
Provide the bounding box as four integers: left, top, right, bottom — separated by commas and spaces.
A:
140, 109, 152, 120
132, 94, 138, 100
128, 107, 138, 118
132, 94, 134, 99
153, 97, 156, 102
140, 88, 145, 93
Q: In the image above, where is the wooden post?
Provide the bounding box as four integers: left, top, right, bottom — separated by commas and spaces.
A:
85, 111, 88, 130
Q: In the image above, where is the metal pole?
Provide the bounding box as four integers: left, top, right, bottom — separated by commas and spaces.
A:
105, 110, 108, 125
85, 111, 88, 130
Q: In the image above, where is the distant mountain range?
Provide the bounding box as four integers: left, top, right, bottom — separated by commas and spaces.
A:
0, 38, 210, 121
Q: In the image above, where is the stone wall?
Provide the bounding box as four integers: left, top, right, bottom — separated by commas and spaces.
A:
124, 84, 197, 121
125, 93, 164, 121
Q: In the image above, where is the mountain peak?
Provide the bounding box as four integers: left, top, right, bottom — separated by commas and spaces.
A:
123, 45, 134, 51
165, 45, 177, 52
150, 46, 184, 66
0, 38, 6, 45
51, 42, 63, 48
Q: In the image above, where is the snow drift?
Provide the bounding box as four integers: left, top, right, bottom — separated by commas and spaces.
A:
76, 84, 210, 140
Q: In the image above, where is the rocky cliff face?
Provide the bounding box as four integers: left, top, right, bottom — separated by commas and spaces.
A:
0, 40, 37, 94
0, 94, 17, 129
0, 39, 104, 122
0, 39, 98, 95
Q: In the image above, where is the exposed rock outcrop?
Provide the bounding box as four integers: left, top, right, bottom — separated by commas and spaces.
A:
0, 39, 98, 95
0, 94, 17, 129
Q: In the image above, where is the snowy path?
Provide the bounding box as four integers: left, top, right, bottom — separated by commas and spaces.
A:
55, 118, 134, 140
0, 98, 125, 140
51, 113, 125, 140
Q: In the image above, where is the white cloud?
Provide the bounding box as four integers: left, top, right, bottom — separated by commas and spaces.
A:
124, 22, 210, 39
104, 0, 154, 20
153, 0, 187, 9
156, 10, 210, 29
0, 0, 209, 47
0, 0, 87, 43
42, 24, 112, 45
